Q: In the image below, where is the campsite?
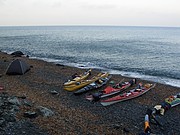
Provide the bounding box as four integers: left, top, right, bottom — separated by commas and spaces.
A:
0, 51, 180, 135
6, 59, 30, 75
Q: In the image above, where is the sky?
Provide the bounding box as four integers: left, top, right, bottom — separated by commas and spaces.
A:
0, 0, 180, 27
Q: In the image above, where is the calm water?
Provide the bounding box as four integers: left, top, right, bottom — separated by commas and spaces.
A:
0, 26, 180, 87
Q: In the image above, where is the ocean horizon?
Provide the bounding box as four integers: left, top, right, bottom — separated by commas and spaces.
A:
0, 26, 180, 88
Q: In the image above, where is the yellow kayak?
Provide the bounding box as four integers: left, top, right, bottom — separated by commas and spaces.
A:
64, 72, 109, 91
63, 69, 92, 86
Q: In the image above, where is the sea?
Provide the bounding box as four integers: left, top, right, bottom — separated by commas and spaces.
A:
0, 26, 180, 88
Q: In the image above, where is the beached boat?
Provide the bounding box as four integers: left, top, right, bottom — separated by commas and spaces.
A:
100, 83, 156, 106
152, 92, 180, 116
64, 72, 109, 91
74, 74, 112, 95
164, 93, 180, 107
86, 79, 136, 101
147, 92, 180, 128
63, 69, 91, 86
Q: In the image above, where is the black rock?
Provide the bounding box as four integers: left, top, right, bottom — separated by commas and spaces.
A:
18, 95, 26, 99
0, 118, 6, 127
3, 113, 16, 122
123, 127, 130, 133
36, 106, 54, 117
23, 100, 33, 107
11, 51, 24, 57
112, 124, 121, 130
56, 64, 64, 67
24, 112, 38, 119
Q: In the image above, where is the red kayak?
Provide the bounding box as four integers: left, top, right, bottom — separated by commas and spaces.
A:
86, 79, 136, 101
100, 83, 156, 106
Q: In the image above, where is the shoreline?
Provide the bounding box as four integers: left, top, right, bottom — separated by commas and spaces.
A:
3, 49, 180, 89
0, 51, 180, 135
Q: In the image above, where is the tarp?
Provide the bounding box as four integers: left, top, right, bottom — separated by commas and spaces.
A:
6, 59, 30, 75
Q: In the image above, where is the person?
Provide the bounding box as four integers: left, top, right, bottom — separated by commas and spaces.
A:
137, 82, 143, 89
134, 82, 143, 92
116, 78, 136, 88
72, 73, 79, 79
92, 92, 103, 101
129, 78, 136, 86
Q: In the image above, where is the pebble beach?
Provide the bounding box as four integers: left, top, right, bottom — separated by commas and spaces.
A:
0, 51, 180, 135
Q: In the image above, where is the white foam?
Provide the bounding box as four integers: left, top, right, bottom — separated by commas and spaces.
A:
108, 69, 180, 88
65, 62, 104, 70
30, 57, 64, 63
29, 57, 180, 88
162, 78, 180, 88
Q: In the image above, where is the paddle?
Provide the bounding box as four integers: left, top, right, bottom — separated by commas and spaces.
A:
113, 78, 125, 88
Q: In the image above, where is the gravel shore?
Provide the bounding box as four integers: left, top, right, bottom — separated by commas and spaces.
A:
0, 51, 179, 135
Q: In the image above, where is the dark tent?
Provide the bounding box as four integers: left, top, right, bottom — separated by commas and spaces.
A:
6, 59, 30, 75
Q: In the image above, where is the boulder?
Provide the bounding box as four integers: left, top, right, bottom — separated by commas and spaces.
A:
36, 106, 54, 117
11, 51, 24, 57
8, 97, 21, 106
